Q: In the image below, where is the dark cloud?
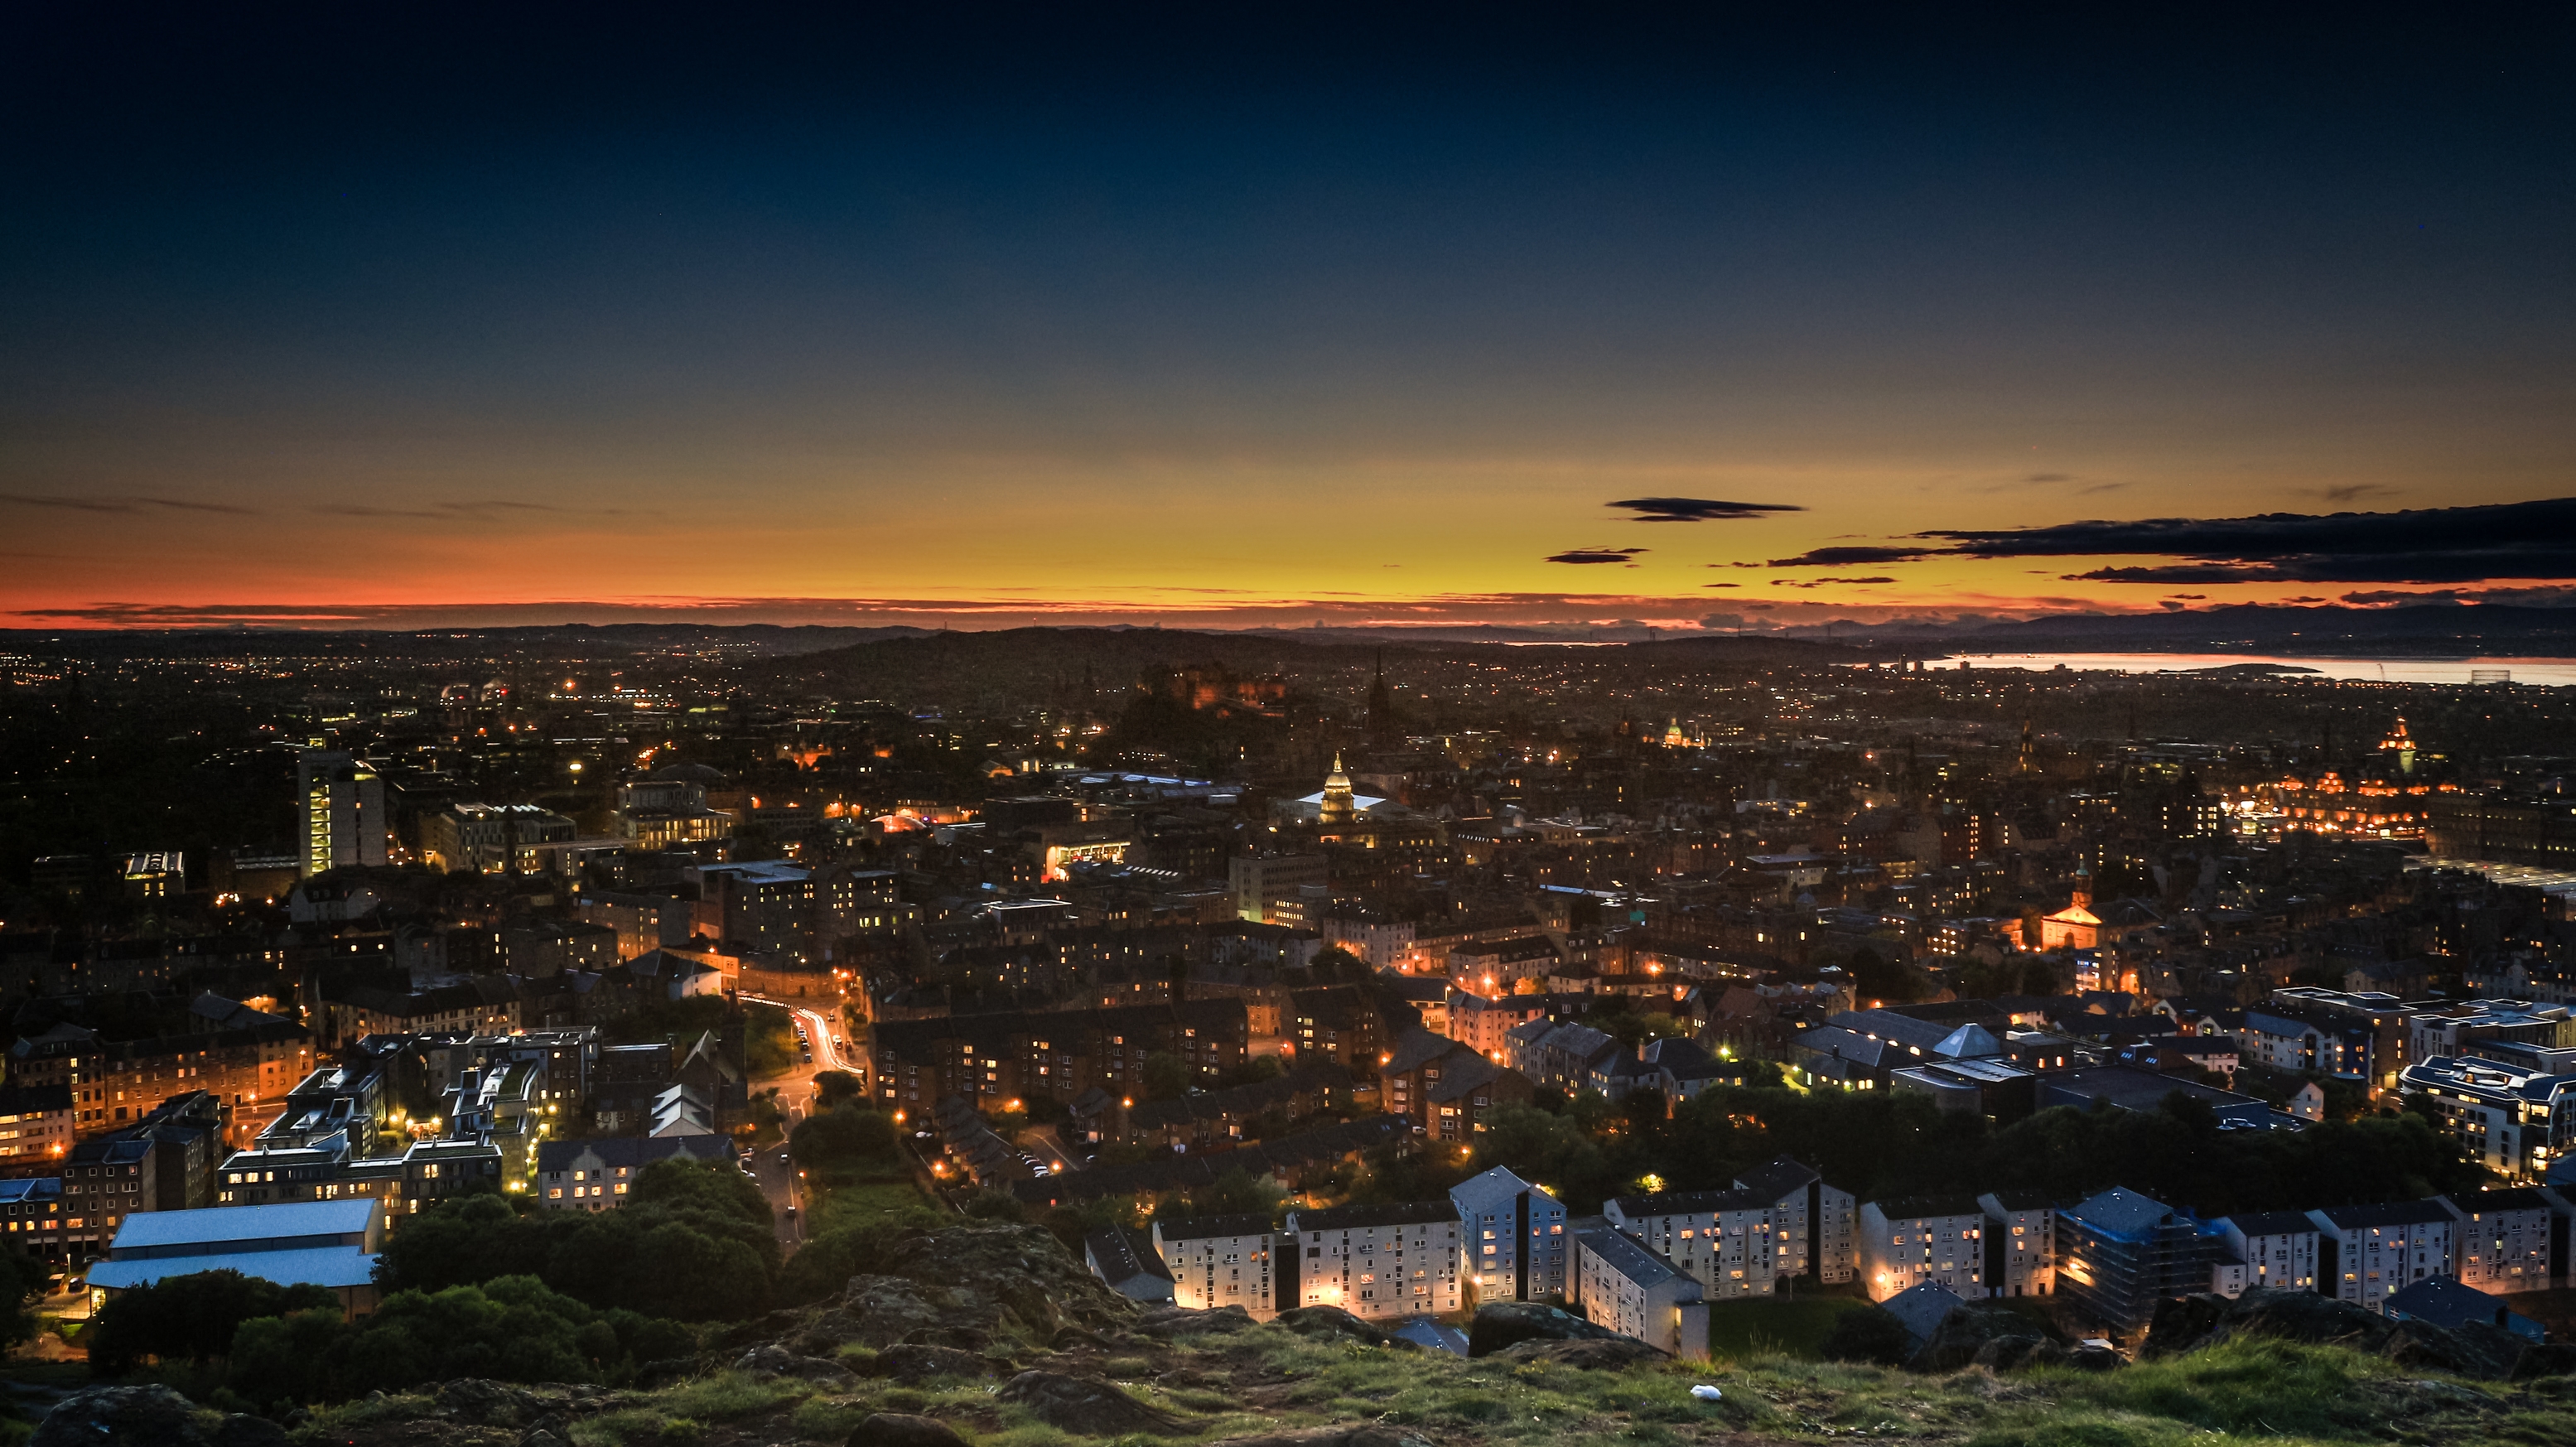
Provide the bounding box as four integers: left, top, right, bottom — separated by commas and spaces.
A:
2302, 485, 2395, 504
1608, 497, 1804, 523
0, 492, 258, 515
2075, 482, 2130, 494
340, 499, 609, 519
1769, 576, 1898, 589
1546, 547, 1648, 565
2025, 473, 2071, 484
1762, 545, 1938, 567
1703, 581, 1740, 588
1929, 497, 2576, 584
2164, 594, 2207, 600
2341, 586, 2576, 608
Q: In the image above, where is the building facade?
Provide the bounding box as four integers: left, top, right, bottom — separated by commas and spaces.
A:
1976, 1191, 2056, 1297
2307, 1201, 2458, 1312
1860, 1195, 1985, 1302
1449, 1166, 1568, 1303
1286, 1201, 1463, 1319
2217, 1210, 2320, 1295
2055, 1187, 2225, 1334
2440, 1189, 2553, 1294
1151, 1213, 1279, 1318
1573, 1228, 1709, 1359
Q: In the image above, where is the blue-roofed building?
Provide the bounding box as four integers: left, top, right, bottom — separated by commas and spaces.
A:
2056, 1187, 2227, 1336
0, 1178, 66, 1262
1879, 1280, 1966, 1352
2386, 1276, 2546, 1343
84, 1199, 384, 1319
1388, 1317, 1470, 1355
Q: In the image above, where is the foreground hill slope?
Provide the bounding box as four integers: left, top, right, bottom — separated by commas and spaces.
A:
32, 1225, 2576, 1447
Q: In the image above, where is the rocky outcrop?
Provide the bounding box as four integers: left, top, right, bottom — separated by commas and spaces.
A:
1274, 1306, 1415, 1349
2147, 1290, 2394, 1357
31, 1386, 288, 1447
2513, 1343, 2576, 1381
869, 1343, 1007, 1383
1138, 1304, 1257, 1338
807, 1225, 1142, 1352
848, 1412, 972, 1447
1490, 1336, 1666, 1369
2146, 1287, 2564, 1382
1199, 1430, 1439, 1447
2382, 1319, 2530, 1381
1914, 1303, 2065, 1372
1468, 1301, 1622, 1358
736, 1343, 862, 1388
998, 1370, 1192, 1435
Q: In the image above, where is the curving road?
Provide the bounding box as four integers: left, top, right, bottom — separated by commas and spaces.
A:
744, 994, 863, 1078
740, 994, 866, 1252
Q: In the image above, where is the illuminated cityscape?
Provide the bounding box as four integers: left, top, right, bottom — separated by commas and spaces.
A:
2, 6, 2575, 1442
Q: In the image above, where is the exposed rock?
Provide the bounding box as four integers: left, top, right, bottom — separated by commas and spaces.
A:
848, 1412, 972, 1447
2512, 1343, 2576, 1381
432, 1379, 545, 1426
736, 1342, 861, 1387
1274, 1306, 1413, 1348
1200, 1429, 1438, 1447
1490, 1335, 1667, 1369
1970, 1335, 2066, 1372
2067, 1345, 2122, 1372
519, 1434, 564, 1447
873, 1343, 1002, 1383
999, 1369, 1191, 1435
2144, 1287, 2394, 1358
1139, 1303, 1257, 1338
2219, 1289, 2397, 1351
1469, 1300, 1621, 1358
827, 1225, 1141, 1352
1915, 1304, 2061, 1372
633, 1357, 700, 1389
2381, 1319, 2527, 1381
2140, 1293, 2234, 1359
210, 1418, 292, 1447
32, 1386, 282, 1447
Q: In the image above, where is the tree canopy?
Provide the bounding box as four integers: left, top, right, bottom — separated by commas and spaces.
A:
376, 1159, 778, 1320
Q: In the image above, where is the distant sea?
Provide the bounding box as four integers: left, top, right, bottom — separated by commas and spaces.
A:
1924, 653, 2576, 687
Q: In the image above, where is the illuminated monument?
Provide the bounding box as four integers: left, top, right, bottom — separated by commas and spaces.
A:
1319, 753, 1358, 827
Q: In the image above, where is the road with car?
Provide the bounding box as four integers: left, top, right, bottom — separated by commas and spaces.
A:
740, 994, 863, 1252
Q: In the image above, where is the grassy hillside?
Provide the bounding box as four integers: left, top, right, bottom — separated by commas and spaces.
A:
309, 1326, 2574, 1447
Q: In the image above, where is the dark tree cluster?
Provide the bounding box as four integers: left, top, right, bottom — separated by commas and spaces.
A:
377, 1158, 777, 1321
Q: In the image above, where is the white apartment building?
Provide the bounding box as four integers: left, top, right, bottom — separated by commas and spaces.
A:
1605, 1185, 1790, 1300
1976, 1190, 2056, 1297
2307, 1200, 2457, 1311
1286, 1200, 1463, 1319
1738, 1155, 1857, 1285
1151, 1213, 1279, 1318
2441, 1188, 2554, 1294
1574, 1228, 1708, 1359
2217, 1210, 2320, 1295
1860, 1194, 1985, 1302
